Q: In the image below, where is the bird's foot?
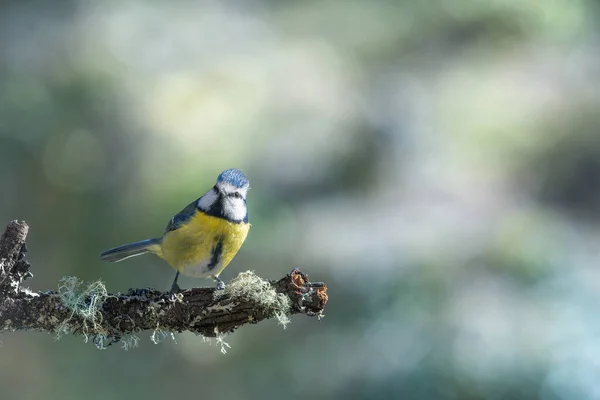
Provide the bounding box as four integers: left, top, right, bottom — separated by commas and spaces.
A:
169, 283, 182, 301
214, 277, 226, 290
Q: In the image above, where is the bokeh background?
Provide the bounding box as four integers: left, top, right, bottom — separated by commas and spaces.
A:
1, 0, 600, 399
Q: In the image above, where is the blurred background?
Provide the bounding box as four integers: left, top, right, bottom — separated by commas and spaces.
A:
1, 0, 600, 399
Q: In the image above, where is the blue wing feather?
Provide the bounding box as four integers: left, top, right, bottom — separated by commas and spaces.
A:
164, 199, 199, 233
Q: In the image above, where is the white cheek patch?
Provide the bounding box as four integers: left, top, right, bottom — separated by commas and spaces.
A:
197, 189, 218, 211
222, 198, 247, 221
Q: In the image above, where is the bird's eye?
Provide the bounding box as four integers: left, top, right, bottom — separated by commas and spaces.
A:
231, 192, 242, 199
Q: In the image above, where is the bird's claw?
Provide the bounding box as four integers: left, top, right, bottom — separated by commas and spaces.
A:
169, 283, 182, 301
214, 276, 226, 290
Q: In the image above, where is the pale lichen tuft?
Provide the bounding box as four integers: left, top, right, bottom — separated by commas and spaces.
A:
214, 328, 231, 354
215, 271, 292, 328
151, 327, 177, 344
56, 276, 110, 339
121, 334, 140, 350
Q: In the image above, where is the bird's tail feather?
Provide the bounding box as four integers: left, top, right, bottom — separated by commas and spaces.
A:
99, 238, 163, 262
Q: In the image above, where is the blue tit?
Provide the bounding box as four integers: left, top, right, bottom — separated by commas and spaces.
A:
99, 168, 250, 293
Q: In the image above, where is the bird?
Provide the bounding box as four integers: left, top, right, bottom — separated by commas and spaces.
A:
99, 168, 250, 294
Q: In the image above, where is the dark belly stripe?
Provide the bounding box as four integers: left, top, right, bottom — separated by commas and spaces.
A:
207, 237, 224, 271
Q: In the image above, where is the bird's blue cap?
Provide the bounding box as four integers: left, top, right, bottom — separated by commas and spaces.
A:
217, 168, 249, 188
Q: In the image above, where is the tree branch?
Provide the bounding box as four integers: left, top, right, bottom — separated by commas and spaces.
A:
0, 221, 328, 348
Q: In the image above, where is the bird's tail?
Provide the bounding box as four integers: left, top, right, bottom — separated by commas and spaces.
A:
99, 238, 163, 262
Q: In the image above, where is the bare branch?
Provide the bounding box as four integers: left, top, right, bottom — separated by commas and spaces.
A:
0, 220, 30, 291
0, 221, 328, 347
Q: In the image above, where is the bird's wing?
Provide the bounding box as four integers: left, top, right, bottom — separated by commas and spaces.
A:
164, 199, 199, 234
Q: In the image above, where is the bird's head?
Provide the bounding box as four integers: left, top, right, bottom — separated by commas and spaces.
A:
198, 169, 250, 222
215, 168, 250, 199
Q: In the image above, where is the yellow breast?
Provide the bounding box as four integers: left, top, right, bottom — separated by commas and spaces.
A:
160, 211, 250, 278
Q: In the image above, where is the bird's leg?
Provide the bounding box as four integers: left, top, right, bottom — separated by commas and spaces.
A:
170, 271, 181, 298
213, 276, 226, 290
